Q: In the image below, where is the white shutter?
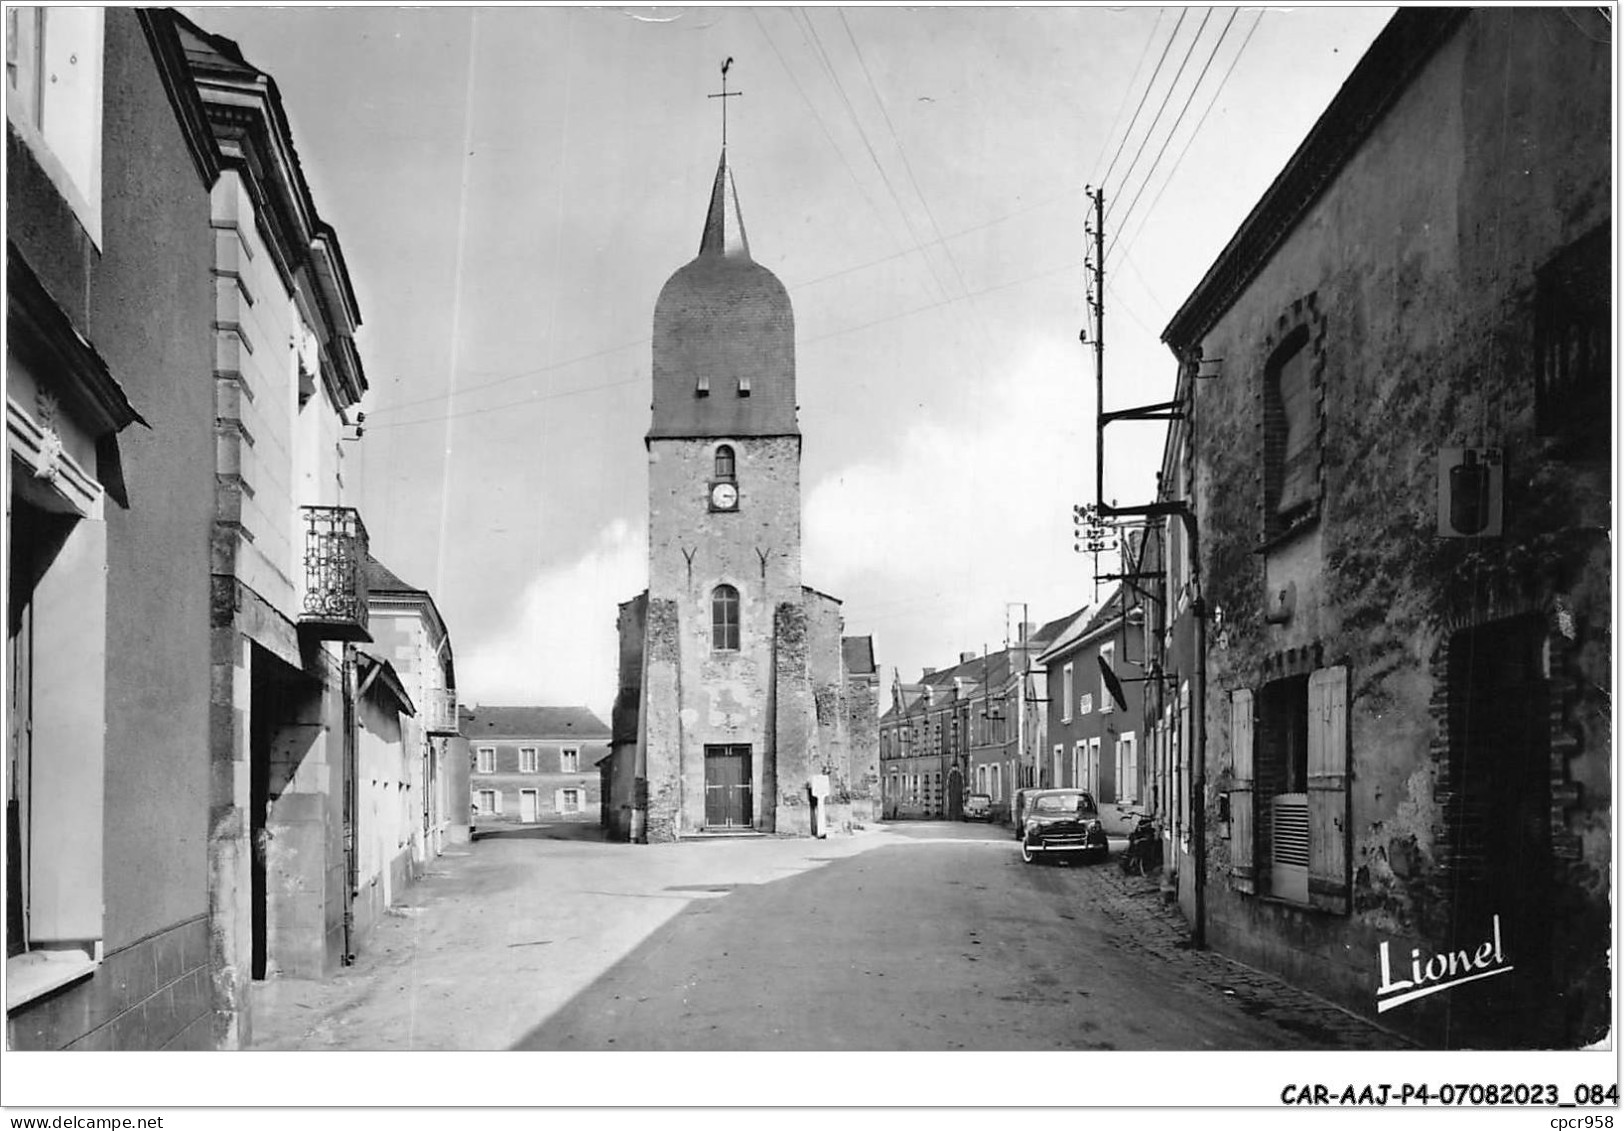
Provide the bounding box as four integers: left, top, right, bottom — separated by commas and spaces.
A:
555, 788, 565, 814
494, 789, 503, 815
1307, 666, 1350, 913
1230, 689, 1255, 892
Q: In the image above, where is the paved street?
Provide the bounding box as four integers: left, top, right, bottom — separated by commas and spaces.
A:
251, 821, 1407, 1052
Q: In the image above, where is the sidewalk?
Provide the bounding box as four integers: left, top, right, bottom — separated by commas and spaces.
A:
1081, 856, 1413, 1050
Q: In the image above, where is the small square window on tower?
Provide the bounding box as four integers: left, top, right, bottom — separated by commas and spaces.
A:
695, 376, 710, 397
737, 376, 751, 397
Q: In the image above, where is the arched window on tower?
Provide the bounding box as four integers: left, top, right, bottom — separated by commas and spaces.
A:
715, 444, 735, 480
711, 584, 740, 651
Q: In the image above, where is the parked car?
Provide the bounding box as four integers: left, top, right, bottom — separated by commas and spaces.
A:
1019, 789, 1108, 864
963, 793, 993, 821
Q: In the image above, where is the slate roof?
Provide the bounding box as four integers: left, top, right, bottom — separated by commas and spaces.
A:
365, 555, 423, 595
1037, 587, 1125, 666
461, 706, 609, 739
842, 636, 876, 676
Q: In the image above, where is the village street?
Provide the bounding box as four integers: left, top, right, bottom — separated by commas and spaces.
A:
250, 822, 1404, 1053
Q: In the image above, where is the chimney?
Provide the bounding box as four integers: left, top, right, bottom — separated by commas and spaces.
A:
1019, 622, 1037, 642
921, 667, 936, 678
960, 651, 977, 664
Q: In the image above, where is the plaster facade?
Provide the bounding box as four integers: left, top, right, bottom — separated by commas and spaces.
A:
6, 9, 219, 1051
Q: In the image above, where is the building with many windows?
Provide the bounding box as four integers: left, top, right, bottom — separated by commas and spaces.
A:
1037, 587, 1144, 835
465, 706, 610, 829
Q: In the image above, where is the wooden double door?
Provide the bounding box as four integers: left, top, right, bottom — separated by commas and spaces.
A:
704, 744, 753, 828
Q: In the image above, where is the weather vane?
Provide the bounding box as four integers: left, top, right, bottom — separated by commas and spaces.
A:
707, 57, 741, 147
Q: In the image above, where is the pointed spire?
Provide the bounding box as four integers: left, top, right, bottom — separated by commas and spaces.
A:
699, 149, 751, 260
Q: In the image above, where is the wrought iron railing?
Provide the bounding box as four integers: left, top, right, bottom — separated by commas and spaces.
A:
299, 505, 370, 641
424, 687, 460, 736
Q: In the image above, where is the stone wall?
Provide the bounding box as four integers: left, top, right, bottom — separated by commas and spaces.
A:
1183, 9, 1610, 1046
647, 436, 807, 836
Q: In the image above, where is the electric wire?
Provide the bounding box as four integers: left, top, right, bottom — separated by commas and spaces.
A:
751, 7, 911, 273
836, 7, 999, 365
1112, 9, 1265, 266
1106, 7, 1238, 264
1086, 8, 1167, 187
375, 253, 1090, 431
1098, 8, 1189, 192
792, 6, 957, 307
1106, 7, 1216, 224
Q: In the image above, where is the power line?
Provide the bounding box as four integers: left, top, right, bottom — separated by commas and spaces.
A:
791, 6, 956, 308
1087, 8, 1167, 187
1107, 7, 1215, 214
1112, 9, 1265, 266
369, 181, 1087, 422
1107, 7, 1239, 261
375, 252, 1088, 431
1098, 8, 1188, 191
751, 8, 910, 268
837, 7, 997, 365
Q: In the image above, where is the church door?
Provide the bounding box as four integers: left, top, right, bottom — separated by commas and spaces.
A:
704, 744, 752, 827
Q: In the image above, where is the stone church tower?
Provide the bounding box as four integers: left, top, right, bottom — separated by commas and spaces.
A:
609, 148, 879, 842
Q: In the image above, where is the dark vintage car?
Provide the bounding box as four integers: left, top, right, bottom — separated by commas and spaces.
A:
962, 793, 993, 821
1019, 789, 1108, 864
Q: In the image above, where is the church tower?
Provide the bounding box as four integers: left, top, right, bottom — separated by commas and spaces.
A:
608, 115, 881, 844
641, 147, 805, 835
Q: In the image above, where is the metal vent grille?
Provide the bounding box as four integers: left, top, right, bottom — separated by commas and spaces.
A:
1272, 793, 1310, 868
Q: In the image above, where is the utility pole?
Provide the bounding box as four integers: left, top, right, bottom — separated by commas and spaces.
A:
1084, 185, 1209, 950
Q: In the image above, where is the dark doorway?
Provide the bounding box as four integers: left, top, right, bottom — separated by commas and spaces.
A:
946, 768, 963, 821
704, 744, 752, 828
1446, 616, 1553, 1045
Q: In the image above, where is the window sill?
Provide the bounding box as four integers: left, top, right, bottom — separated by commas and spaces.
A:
1256, 507, 1321, 555
7, 948, 99, 1012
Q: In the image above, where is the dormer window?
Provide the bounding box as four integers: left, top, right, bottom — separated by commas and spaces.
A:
695, 376, 710, 398
715, 445, 735, 480
737, 376, 751, 397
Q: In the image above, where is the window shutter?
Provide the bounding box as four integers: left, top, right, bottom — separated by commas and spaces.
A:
493, 789, 503, 815
555, 789, 565, 814
1307, 666, 1350, 913
1229, 689, 1255, 893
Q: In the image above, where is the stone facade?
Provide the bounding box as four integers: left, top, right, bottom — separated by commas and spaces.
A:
1154, 8, 1610, 1048
609, 149, 878, 840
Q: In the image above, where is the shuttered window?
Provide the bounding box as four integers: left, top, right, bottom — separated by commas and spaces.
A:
1229, 689, 1256, 893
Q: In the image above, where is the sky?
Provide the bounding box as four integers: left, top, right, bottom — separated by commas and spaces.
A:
177, 4, 1396, 721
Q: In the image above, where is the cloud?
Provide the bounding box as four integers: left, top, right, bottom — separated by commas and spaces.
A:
801, 333, 1165, 679
457, 519, 646, 719
804, 335, 1090, 595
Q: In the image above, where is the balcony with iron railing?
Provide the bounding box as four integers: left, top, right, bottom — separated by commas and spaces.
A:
299, 505, 371, 641
424, 687, 460, 736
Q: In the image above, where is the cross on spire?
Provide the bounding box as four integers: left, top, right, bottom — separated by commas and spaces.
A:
707, 57, 741, 147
